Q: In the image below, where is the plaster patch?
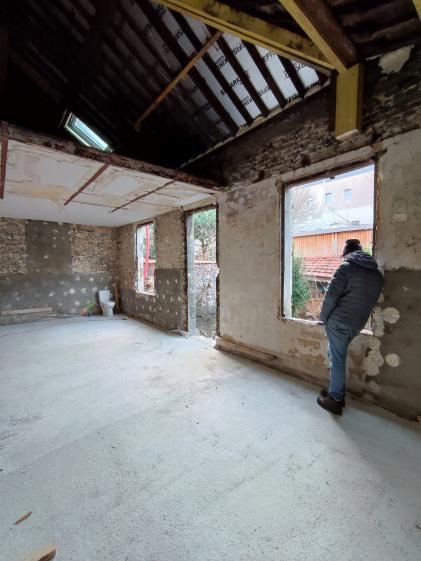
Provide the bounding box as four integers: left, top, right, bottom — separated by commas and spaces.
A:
69, 288, 76, 294
382, 307, 400, 324
372, 307, 384, 337
363, 338, 384, 376
74, 301, 80, 306
80, 288, 86, 294
49, 292, 55, 297
385, 353, 400, 367
379, 46, 412, 74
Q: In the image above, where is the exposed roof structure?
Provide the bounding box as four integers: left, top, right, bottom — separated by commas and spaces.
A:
1, 1, 420, 169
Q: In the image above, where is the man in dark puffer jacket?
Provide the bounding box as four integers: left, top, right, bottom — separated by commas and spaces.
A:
317, 239, 384, 415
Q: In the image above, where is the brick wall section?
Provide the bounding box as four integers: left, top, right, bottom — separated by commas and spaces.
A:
0, 219, 27, 274
70, 224, 117, 275
187, 46, 421, 186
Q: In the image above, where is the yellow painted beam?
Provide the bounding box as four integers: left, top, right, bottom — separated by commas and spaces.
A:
335, 64, 364, 140
157, 0, 333, 71
413, 0, 421, 20
279, 0, 355, 73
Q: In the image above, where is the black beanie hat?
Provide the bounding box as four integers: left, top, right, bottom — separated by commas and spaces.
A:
342, 238, 362, 256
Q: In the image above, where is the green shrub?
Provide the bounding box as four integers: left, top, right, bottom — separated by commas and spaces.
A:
292, 256, 311, 316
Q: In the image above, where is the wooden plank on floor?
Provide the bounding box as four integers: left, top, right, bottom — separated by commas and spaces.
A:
1, 307, 53, 316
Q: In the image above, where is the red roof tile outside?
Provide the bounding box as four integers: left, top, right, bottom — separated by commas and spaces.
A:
303, 256, 343, 280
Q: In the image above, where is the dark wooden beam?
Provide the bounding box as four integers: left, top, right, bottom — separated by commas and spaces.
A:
278, 56, 306, 98
134, 31, 222, 130
0, 121, 8, 199
340, 0, 413, 28
139, 0, 238, 137
279, 0, 358, 72
0, 27, 8, 97
65, 0, 120, 108
216, 36, 269, 117
111, 180, 176, 213
244, 43, 286, 108
64, 164, 109, 206
171, 12, 253, 126
118, 2, 222, 146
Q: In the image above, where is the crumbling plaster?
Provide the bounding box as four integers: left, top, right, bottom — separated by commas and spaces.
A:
216, 128, 421, 419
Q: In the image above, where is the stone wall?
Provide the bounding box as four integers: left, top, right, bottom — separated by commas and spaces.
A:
186, 46, 421, 419
214, 128, 421, 420
117, 209, 187, 332
0, 218, 117, 321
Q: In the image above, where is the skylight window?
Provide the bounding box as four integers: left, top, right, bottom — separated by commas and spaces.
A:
64, 112, 111, 152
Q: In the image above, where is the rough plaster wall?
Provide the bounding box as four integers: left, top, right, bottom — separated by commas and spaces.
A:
117, 210, 187, 331
187, 46, 421, 186
217, 129, 421, 418
0, 219, 27, 274
0, 219, 117, 321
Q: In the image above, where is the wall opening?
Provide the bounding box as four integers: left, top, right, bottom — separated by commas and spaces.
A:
186, 208, 218, 338
136, 222, 156, 294
283, 163, 376, 321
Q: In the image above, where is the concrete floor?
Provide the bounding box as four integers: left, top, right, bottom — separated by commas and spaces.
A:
1, 317, 421, 561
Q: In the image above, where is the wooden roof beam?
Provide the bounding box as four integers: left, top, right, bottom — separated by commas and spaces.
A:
412, 0, 421, 20
171, 12, 253, 126
134, 31, 222, 130
157, 0, 333, 71
245, 44, 287, 108
64, 164, 109, 206
0, 121, 8, 199
216, 35, 269, 117
139, 0, 238, 137
278, 0, 358, 73
278, 56, 306, 98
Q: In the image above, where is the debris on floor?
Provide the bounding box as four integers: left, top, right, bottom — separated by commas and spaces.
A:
14, 511, 32, 525
18, 544, 56, 561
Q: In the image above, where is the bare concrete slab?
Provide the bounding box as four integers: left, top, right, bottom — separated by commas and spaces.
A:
0, 317, 420, 561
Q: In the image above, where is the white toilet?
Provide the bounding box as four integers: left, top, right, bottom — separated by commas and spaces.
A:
98, 289, 115, 317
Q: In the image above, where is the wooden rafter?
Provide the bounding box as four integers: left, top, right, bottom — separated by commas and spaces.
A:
244, 44, 286, 108
278, 56, 305, 98
0, 121, 9, 199
0, 27, 8, 96
171, 12, 253, 126
134, 31, 222, 130
64, 164, 109, 206
111, 180, 176, 213
278, 0, 358, 73
217, 36, 269, 117
157, 0, 332, 71
139, 0, 238, 137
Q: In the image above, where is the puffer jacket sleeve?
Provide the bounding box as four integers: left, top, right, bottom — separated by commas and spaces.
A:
320, 263, 349, 323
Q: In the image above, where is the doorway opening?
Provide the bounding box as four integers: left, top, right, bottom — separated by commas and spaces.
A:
186, 207, 218, 338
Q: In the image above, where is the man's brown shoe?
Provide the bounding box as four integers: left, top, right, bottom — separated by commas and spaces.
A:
317, 394, 343, 415
320, 388, 346, 407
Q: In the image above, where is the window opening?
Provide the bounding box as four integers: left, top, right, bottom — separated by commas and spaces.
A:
136, 223, 156, 294
283, 164, 375, 322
